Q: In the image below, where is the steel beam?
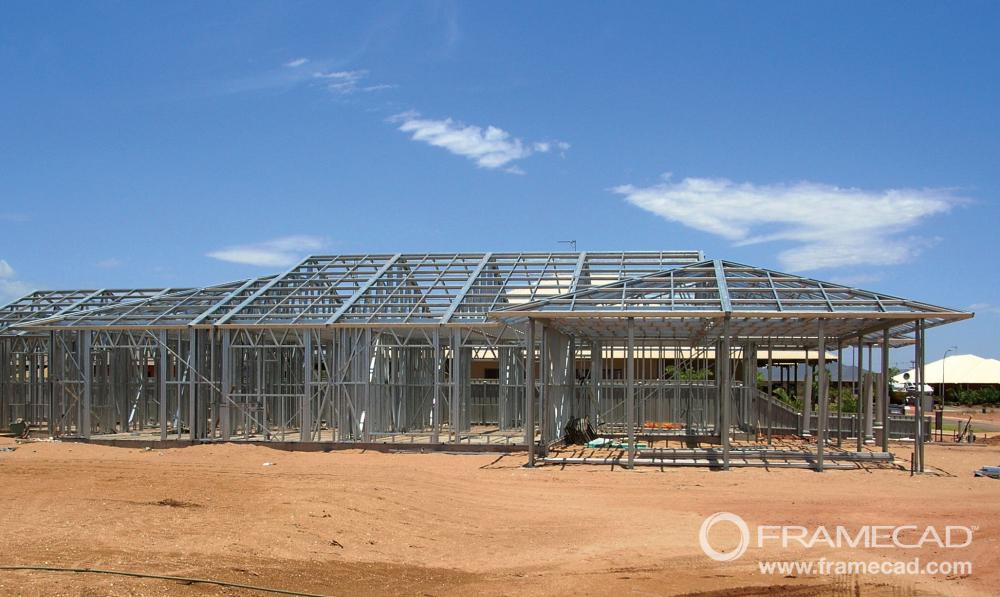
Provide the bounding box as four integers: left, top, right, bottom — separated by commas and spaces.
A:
525, 319, 535, 465
816, 320, 827, 471
441, 252, 493, 323
881, 328, 890, 453
80, 331, 91, 439
301, 329, 313, 442
915, 320, 925, 473
221, 328, 231, 441
326, 254, 403, 325
626, 317, 635, 469
719, 317, 731, 470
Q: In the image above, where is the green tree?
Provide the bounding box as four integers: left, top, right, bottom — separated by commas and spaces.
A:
663, 365, 713, 381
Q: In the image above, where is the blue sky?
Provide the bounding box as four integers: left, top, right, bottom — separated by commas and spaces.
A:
1, 2, 997, 364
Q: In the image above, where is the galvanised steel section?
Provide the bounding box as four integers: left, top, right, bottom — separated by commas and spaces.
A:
21, 279, 270, 330
0, 252, 973, 472
0, 288, 171, 335
491, 259, 972, 341
0, 289, 174, 433
9, 252, 703, 330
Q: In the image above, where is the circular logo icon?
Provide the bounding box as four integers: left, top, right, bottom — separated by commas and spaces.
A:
699, 512, 750, 562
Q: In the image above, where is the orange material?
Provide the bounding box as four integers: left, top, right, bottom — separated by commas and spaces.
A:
642, 421, 682, 430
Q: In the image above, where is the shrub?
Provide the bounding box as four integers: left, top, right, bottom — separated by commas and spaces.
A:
953, 387, 1000, 406
771, 387, 803, 411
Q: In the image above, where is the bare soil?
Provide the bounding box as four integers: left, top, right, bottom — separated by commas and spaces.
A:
0, 437, 997, 596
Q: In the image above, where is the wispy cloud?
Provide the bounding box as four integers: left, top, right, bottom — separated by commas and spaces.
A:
828, 272, 883, 287
220, 58, 392, 97
390, 111, 569, 173
615, 175, 959, 271
207, 236, 327, 268
965, 303, 1000, 315
313, 69, 394, 95
96, 258, 123, 268
0, 259, 33, 303
0, 213, 30, 223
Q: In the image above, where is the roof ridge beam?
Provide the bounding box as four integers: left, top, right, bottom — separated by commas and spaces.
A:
442, 252, 493, 324
55, 289, 106, 318
216, 255, 315, 325
713, 259, 732, 313
326, 254, 403, 325
190, 277, 263, 326
569, 251, 588, 294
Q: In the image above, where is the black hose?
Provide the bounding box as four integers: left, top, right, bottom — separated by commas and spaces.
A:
0, 565, 335, 597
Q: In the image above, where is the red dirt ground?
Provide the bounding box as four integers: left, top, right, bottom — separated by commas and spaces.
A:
0, 437, 997, 596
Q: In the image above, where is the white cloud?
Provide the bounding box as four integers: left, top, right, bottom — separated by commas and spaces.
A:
207, 236, 327, 268
285, 57, 309, 68
391, 112, 569, 172
614, 176, 958, 271
0, 259, 33, 303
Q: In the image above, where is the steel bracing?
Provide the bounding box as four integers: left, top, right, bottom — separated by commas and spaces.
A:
0, 252, 972, 472
0, 288, 173, 335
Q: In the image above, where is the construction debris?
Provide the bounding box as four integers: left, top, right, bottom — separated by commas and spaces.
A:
563, 417, 597, 445
974, 466, 1000, 479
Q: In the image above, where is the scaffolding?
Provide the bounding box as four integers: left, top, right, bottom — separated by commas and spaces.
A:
0, 253, 972, 471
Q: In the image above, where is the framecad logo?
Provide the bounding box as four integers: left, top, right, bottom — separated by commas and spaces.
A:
699, 512, 751, 562
698, 512, 975, 562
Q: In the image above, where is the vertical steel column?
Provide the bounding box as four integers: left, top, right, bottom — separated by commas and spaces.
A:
158, 331, 167, 440
816, 321, 828, 472
538, 321, 547, 446
685, 345, 693, 431
221, 328, 231, 441
864, 343, 874, 444
326, 333, 336, 442
0, 339, 6, 432
188, 328, 197, 441
431, 327, 441, 444
567, 336, 576, 420
80, 331, 92, 439
915, 320, 926, 472
451, 327, 462, 444
207, 330, 215, 438
874, 346, 885, 432
856, 334, 863, 452
766, 338, 773, 445
47, 331, 56, 436
802, 348, 812, 436
301, 330, 313, 442
362, 327, 372, 442
524, 319, 535, 465
589, 340, 600, 426
719, 317, 731, 470
626, 317, 636, 470
836, 342, 843, 447
881, 328, 890, 453
742, 341, 754, 432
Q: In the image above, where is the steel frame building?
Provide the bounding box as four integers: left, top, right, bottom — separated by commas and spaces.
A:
0, 251, 972, 471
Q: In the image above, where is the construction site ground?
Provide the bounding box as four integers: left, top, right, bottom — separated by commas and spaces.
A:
0, 435, 997, 596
